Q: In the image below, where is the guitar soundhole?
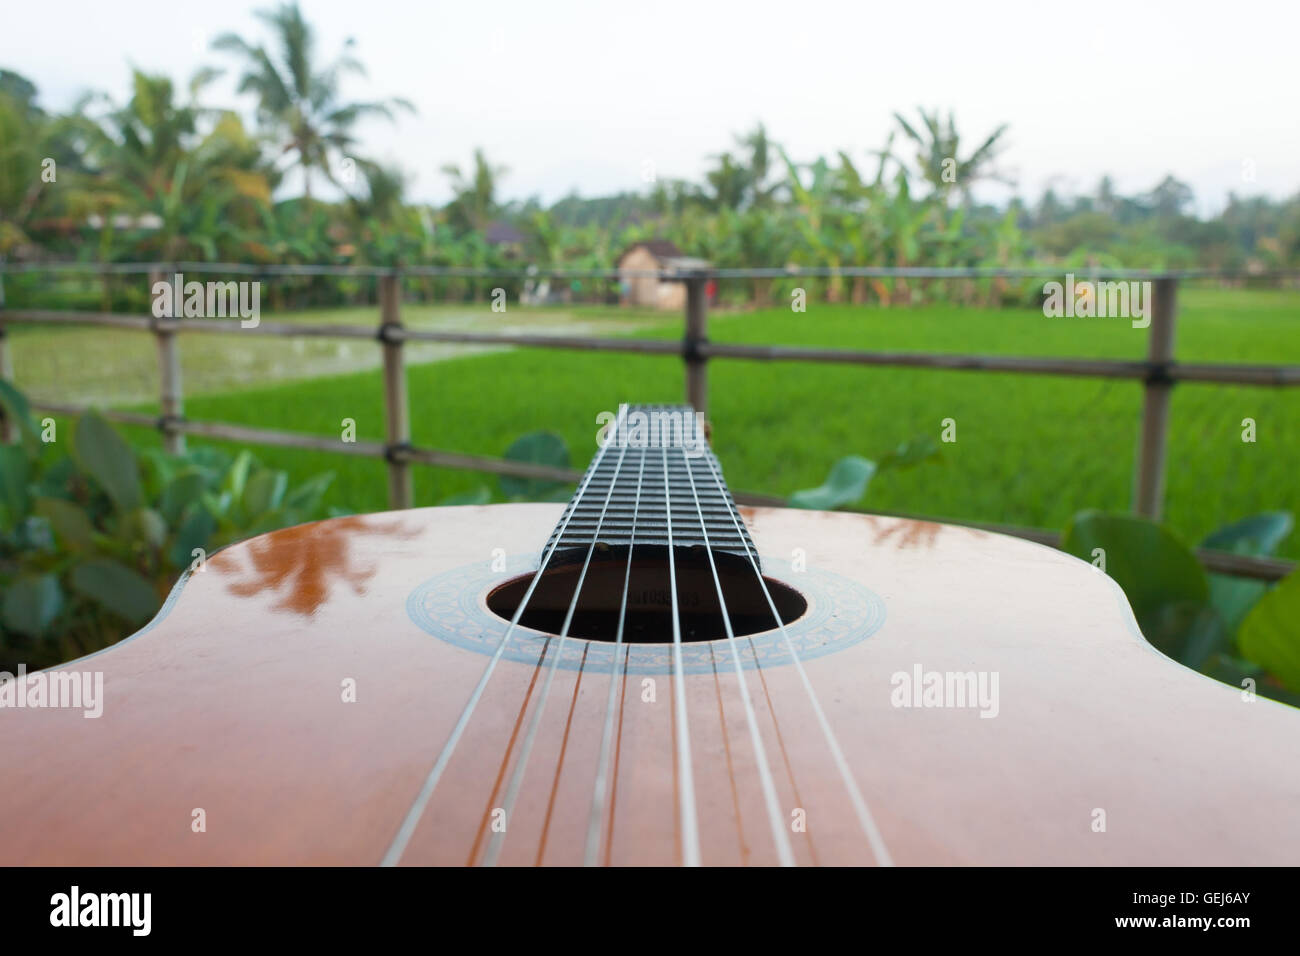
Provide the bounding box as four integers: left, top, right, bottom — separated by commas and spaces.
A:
486, 547, 808, 644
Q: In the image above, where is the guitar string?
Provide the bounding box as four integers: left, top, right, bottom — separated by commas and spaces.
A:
480, 443, 630, 866
699, 452, 895, 867
679, 446, 796, 866
379, 413, 625, 867
583, 443, 648, 866
662, 443, 702, 866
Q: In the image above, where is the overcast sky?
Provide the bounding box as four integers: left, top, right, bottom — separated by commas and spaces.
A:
4, 0, 1298, 214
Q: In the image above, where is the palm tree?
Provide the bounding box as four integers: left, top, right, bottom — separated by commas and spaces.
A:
891, 108, 1010, 204
704, 152, 749, 211
79, 71, 272, 262
0, 79, 54, 255
440, 149, 506, 234
736, 123, 780, 207
348, 160, 407, 224
213, 1, 412, 201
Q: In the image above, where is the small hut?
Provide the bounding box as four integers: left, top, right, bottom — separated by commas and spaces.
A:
616, 240, 710, 309
485, 221, 526, 257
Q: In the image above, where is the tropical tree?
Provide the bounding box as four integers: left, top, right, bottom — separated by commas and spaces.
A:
0, 71, 103, 257
1144, 175, 1195, 220
75, 70, 272, 262
440, 148, 506, 234
735, 122, 780, 208
0, 82, 51, 254
348, 160, 407, 225
891, 107, 1010, 204
704, 152, 750, 211
213, 1, 413, 201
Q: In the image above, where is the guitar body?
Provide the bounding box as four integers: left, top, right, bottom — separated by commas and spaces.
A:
2, 504, 1298, 866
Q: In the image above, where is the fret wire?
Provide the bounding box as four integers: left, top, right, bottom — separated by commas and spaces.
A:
545, 436, 757, 558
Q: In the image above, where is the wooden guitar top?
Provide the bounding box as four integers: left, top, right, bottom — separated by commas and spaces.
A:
1, 505, 1296, 866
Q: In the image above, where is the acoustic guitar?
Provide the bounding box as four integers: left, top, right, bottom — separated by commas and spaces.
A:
2, 403, 1297, 867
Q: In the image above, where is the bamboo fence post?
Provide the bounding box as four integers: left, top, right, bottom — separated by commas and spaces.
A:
684, 274, 709, 417
149, 269, 185, 454
1133, 276, 1178, 519
379, 271, 413, 509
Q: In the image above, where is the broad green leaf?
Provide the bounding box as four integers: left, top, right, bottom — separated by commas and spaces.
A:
1203, 512, 1293, 554
0, 379, 41, 451
282, 472, 334, 513
200, 490, 233, 520
1143, 602, 1229, 669
438, 486, 491, 506
160, 468, 208, 523
33, 497, 95, 550
182, 446, 232, 481
72, 411, 142, 512
1061, 510, 1215, 662
18, 514, 55, 552
69, 558, 158, 625
138, 447, 185, 503
122, 507, 168, 549
222, 450, 254, 503
0, 443, 31, 528
1201, 512, 1294, 637
244, 469, 288, 517
31, 455, 76, 500
499, 431, 570, 500
2, 574, 63, 636
1239, 570, 1300, 693
170, 507, 215, 570
788, 456, 876, 510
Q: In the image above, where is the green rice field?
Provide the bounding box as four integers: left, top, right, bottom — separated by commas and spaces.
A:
10, 286, 1299, 557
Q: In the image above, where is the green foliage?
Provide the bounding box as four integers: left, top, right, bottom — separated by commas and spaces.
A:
8, 37, 1299, 300
789, 457, 876, 510
0, 388, 334, 670
1061, 509, 1298, 706
1062, 511, 1224, 667
1239, 571, 1300, 693
72, 412, 143, 511
1201, 512, 1293, 634
498, 431, 571, 501
3, 574, 62, 635
788, 437, 939, 510
88, 289, 1295, 558
69, 559, 157, 625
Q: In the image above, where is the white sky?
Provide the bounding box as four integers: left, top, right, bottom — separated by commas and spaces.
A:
4, 0, 1298, 215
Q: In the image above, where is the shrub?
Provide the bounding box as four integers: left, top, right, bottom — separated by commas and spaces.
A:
0, 382, 334, 670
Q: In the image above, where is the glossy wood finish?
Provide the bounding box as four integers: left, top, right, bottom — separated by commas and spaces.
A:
1, 505, 1297, 866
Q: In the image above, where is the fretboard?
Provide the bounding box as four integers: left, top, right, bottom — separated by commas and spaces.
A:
544, 405, 757, 561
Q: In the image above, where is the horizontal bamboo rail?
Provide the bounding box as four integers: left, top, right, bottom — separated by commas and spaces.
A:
4, 309, 1299, 386
3, 261, 1299, 280
2, 264, 1297, 583
20, 400, 1296, 582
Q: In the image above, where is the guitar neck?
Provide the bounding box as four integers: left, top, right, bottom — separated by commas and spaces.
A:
543, 404, 756, 560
